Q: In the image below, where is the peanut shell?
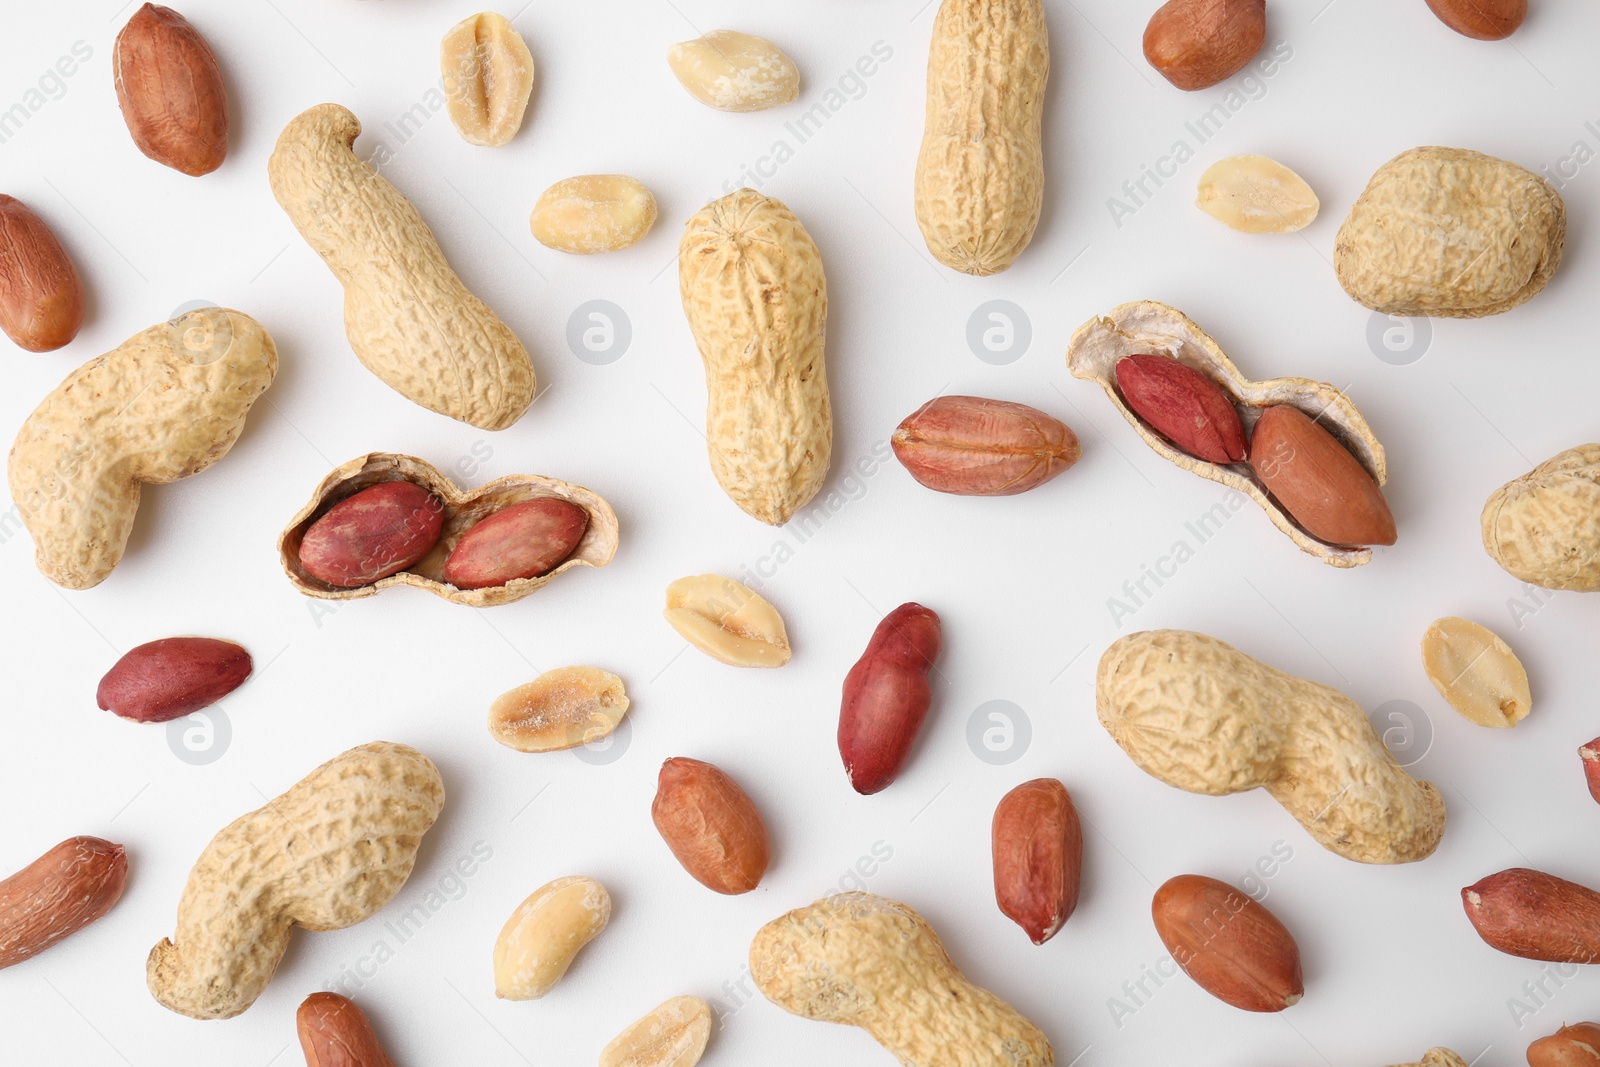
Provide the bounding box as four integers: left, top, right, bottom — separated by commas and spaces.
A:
1068, 300, 1388, 567
278, 453, 617, 607
1482, 444, 1600, 591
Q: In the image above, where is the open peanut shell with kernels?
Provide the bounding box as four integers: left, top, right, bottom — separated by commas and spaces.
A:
278, 453, 618, 606
1068, 300, 1391, 567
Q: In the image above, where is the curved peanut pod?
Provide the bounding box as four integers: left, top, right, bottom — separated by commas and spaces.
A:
297, 992, 397, 1067
0, 837, 127, 969
1097, 630, 1444, 864
147, 742, 445, 1019
838, 603, 942, 795
750, 893, 1053, 1066
8, 308, 277, 589
268, 104, 536, 430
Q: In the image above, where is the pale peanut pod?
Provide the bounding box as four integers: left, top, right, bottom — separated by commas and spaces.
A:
1068, 300, 1389, 568
1335, 147, 1564, 317
1482, 445, 1600, 591
750, 893, 1053, 1065
297, 992, 397, 1067
679, 190, 830, 525
0, 195, 85, 352
279, 453, 618, 607
1099, 630, 1445, 864
1421, 617, 1531, 728
914, 0, 1048, 275
892, 395, 1080, 496
268, 104, 536, 430
493, 876, 611, 1000
441, 12, 535, 147
667, 31, 799, 113
1196, 155, 1319, 234
114, 4, 229, 176
8, 308, 277, 589
663, 574, 790, 667
487, 667, 630, 752
599, 995, 712, 1067
532, 176, 657, 254
148, 742, 445, 1019
0, 837, 127, 970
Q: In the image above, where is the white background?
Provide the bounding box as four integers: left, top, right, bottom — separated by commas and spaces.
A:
1, 1, 1599, 1064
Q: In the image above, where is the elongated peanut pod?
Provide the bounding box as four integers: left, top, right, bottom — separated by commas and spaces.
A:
0, 837, 127, 969
148, 742, 445, 1019
268, 103, 536, 430
837, 603, 942, 794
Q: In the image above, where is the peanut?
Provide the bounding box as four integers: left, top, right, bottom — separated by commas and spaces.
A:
1528, 1023, 1600, 1067
679, 190, 831, 525
1462, 868, 1600, 963
114, 4, 229, 175
1421, 617, 1531, 728
487, 667, 629, 753
443, 497, 589, 590
8, 308, 277, 589
750, 892, 1053, 1066
297, 993, 397, 1067
1482, 444, 1600, 591
1336, 147, 1564, 317
1249, 404, 1397, 548
0, 195, 84, 351
441, 12, 535, 147
280, 453, 618, 608
298, 482, 445, 589
1114, 354, 1247, 465
0, 837, 127, 970
892, 395, 1080, 496
1426, 0, 1525, 39
1070, 301, 1390, 567
97, 637, 252, 724
493, 876, 611, 1000
599, 995, 712, 1067
1151, 874, 1303, 1012
268, 104, 536, 430
651, 758, 770, 895
531, 175, 657, 255
663, 574, 791, 668
992, 778, 1082, 945
667, 31, 799, 113
1098, 630, 1445, 864
1196, 155, 1319, 234
914, 0, 1048, 275
1396, 1052, 1469, 1067
1143, 0, 1266, 91
147, 742, 445, 1019
838, 603, 942, 795
1582, 739, 1600, 805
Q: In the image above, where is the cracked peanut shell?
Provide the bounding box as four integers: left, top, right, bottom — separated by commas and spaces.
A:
679, 190, 830, 526
1335, 147, 1564, 317
1068, 300, 1388, 567
279, 453, 617, 607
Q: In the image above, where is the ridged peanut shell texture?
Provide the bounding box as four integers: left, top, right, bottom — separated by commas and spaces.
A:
8, 308, 277, 589
1482, 444, 1600, 591
1098, 630, 1445, 864
1069, 300, 1389, 567
914, 0, 1048, 275
679, 190, 831, 525
749, 893, 1053, 1067
147, 742, 444, 1019
0, 195, 84, 351
268, 103, 535, 430
279, 453, 617, 607
1335, 147, 1564, 317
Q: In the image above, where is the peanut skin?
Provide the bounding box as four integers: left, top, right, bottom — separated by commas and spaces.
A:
0, 837, 127, 970
838, 603, 942, 795
299, 481, 444, 588
443, 498, 589, 590
992, 778, 1082, 944
1462, 868, 1600, 963
1152, 874, 1303, 1012
651, 758, 771, 894
1528, 1022, 1600, 1067
0, 195, 84, 352
892, 395, 1079, 496
297, 992, 397, 1067
97, 637, 252, 723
